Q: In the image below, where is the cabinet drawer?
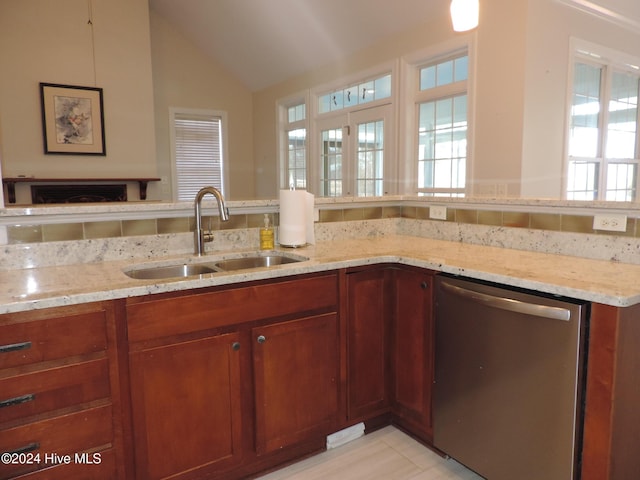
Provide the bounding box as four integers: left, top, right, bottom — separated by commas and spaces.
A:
0, 359, 110, 424
0, 405, 113, 478
0, 311, 108, 369
127, 273, 338, 342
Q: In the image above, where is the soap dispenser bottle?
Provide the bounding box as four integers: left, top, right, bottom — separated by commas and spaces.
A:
260, 214, 274, 250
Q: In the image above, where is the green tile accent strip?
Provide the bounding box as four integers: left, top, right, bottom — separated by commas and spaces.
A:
4, 205, 640, 245
42, 223, 84, 242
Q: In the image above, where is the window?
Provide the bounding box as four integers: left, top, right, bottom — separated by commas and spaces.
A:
566, 45, 640, 201
170, 109, 227, 201
318, 74, 391, 114
314, 71, 394, 198
415, 53, 469, 197
284, 102, 307, 189
317, 104, 393, 197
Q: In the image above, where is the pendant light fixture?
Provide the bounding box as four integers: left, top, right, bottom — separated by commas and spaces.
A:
450, 0, 479, 32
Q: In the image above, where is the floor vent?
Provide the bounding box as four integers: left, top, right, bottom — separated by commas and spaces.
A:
326, 422, 365, 450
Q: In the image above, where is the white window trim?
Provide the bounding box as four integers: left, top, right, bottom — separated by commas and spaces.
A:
563, 37, 640, 201
168, 107, 229, 202
309, 60, 399, 197
399, 36, 476, 196
276, 91, 309, 191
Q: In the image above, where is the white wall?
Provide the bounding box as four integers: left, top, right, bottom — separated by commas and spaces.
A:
521, 0, 640, 199
149, 10, 254, 201
253, 0, 640, 200
0, 0, 158, 203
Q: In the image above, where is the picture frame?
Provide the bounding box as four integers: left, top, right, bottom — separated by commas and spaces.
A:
40, 82, 106, 155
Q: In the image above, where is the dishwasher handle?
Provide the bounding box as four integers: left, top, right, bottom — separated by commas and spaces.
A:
440, 280, 572, 321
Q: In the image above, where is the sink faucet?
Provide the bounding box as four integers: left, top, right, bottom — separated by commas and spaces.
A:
194, 186, 230, 255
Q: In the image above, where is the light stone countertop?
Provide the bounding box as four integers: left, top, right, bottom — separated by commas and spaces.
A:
2, 235, 640, 315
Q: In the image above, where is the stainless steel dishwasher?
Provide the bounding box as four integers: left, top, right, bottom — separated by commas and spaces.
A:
434, 275, 588, 480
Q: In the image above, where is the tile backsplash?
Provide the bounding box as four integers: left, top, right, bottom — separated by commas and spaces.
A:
6, 205, 639, 245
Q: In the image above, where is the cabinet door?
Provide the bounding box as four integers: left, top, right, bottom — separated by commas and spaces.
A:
392, 267, 434, 439
129, 333, 243, 480
253, 313, 339, 455
346, 267, 390, 421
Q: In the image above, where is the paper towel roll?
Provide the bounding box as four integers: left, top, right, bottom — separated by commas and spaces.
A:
279, 190, 314, 247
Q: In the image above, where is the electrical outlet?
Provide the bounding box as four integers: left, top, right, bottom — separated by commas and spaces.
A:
430, 205, 447, 220
593, 214, 627, 232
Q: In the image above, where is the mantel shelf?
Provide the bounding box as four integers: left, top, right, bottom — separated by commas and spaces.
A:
2, 177, 161, 203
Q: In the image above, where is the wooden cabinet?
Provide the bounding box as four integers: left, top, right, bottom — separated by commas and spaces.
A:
128, 333, 243, 480
253, 313, 340, 455
125, 273, 340, 480
0, 302, 123, 479
390, 266, 435, 442
344, 265, 435, 442
581, 302, 640, 480
345, 267, 391, 422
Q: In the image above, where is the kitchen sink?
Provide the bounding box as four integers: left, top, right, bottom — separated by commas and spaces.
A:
213, 254, 303, 271
124, 252, 308, 280
125, 263, 218, 280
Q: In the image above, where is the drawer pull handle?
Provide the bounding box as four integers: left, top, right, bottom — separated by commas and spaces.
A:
7, 442, 40, 455
0, 393, 35, 409
0, 341, 32, 354
257, 335, 266, 344
232, 342, 241, 351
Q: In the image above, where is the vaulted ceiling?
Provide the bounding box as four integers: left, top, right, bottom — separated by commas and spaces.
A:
149, 0, 447, 91
149, 0, 640, 92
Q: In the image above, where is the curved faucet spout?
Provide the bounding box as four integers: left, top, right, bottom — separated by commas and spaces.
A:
194, 186, 230, 255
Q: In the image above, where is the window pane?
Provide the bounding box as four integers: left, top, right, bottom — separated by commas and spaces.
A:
437, 60, 454, 86
358, 80, 374, 104
569, 62, 601, 158
288, 104, 306, 123
420, 54, 468, 91
356, 120, 384, 197
418, 95, 467, 192
318, 94, 331, 114
374, 75, 391, 100
420, 65, 436, 90
287, 128, 306, 189
605, 162, 636, 201
454, 56, 469, 82
566, 160, 598, 200
606, 71, 638, 159
343, 86, 358, 108
320, 128, 343, 197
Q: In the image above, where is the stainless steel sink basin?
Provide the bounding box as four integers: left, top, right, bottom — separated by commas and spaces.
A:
124, 253, 307, 280
125, 264, 218, 280
214, 254, 304, 271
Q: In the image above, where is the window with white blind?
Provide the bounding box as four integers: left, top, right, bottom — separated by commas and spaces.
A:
170, 108, 227, 201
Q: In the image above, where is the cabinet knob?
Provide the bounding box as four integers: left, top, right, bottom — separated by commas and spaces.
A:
232, 342, 241, 351
257, 335, 266, 344
421, 281, 429, 289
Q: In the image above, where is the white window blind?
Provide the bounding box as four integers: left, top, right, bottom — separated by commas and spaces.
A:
173, 111, 225, 201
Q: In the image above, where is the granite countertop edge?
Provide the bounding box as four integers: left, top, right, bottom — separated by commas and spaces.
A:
2, 235, 639, 315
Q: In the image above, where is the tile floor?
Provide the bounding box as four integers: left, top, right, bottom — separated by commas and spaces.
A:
255, 426, 484, 480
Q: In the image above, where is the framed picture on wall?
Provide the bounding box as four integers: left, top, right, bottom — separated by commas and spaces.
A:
40, 83, 106, 155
